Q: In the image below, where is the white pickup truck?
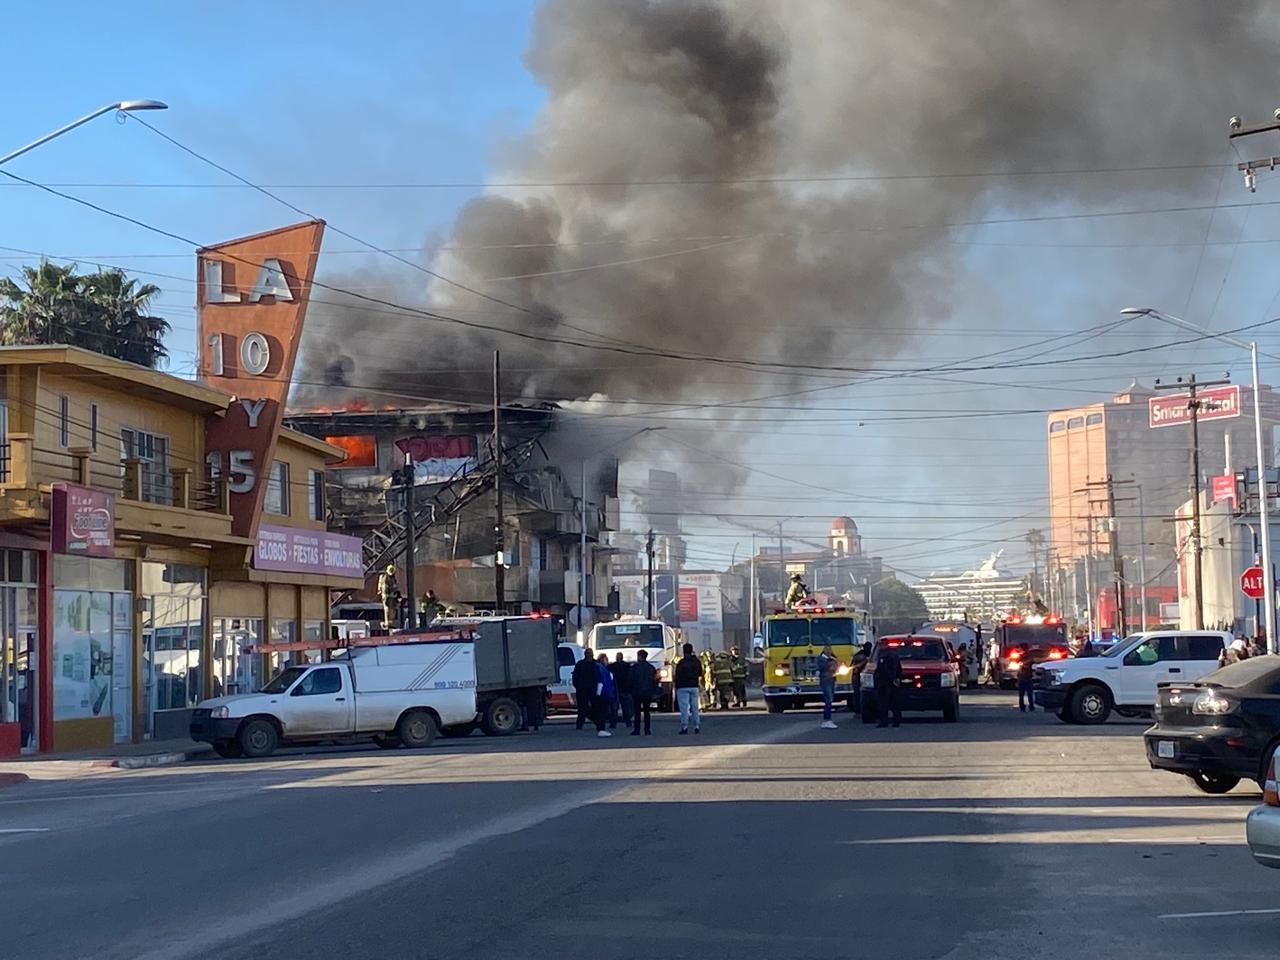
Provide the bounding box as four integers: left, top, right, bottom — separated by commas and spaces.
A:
1033, 630, 1230, 724
189, 641, 479, 758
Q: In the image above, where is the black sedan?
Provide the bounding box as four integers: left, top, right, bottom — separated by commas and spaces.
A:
1144, 655, 1280, 794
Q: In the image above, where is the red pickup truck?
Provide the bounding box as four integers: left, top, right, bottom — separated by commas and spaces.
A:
860, 635, 961, 723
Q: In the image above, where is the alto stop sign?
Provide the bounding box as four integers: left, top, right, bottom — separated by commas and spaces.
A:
1241, 566, 1267, 600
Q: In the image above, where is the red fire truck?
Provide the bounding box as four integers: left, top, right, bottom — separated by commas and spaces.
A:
986, 613, 1070, 689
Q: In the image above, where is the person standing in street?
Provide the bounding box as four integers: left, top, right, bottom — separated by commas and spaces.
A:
873, 642, 903, 728
596, 653, 618, 734
572, 648, 602, 733
1016, 642, 1036, 712
850, 641, 871, 714
729, 647, 748, 708
818, 642, 839, 729
673, 642, 703, 735
712, 652, 734, 709
631, 649, 658, 736
610, 652, 634, 729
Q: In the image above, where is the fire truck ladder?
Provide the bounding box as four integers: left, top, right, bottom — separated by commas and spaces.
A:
361, 434, 542, 578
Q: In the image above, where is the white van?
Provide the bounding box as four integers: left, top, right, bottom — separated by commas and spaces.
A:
588, 618, 680, 711
1034, 630, 1230, 724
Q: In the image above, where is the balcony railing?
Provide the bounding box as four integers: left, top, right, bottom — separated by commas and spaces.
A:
0, 438, 229, 514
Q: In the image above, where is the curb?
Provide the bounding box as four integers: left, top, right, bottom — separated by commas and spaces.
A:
90, 747, 214, 770
0, 772, 30, 789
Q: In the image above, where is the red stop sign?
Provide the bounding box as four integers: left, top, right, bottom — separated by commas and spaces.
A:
1241, 566, 1266, 599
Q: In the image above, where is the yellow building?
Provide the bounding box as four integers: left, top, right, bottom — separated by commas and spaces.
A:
0, 345, 360, 754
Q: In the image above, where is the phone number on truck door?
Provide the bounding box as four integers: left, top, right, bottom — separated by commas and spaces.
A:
433, 679, 477, 689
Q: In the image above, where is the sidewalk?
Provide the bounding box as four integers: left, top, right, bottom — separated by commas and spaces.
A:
0, 738, 213, 787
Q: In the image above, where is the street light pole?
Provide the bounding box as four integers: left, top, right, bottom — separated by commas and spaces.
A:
1, 100, 167, 167
1121, 307, 1275, 651
1250, 341, 1276, 653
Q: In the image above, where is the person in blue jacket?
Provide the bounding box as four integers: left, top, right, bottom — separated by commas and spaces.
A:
594, 653, 617, 738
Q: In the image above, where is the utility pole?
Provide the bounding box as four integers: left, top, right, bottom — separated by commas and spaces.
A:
645, 528, 655, 618
402, 451, 417, 631
578, 460, 587, 634
493, 350, 504, 612
1156, 374, 1230, 630
1135, 482, 1148, 631
1078, 475, 1136, 637
777, 520, 786, 601
749, 533, 757, 637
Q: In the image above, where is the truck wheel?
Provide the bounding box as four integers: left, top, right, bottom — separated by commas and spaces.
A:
1069, 684, 1111, 725
397, 710, 437, 749
481, 697, 522, 736
212, 740, 243, 759
942, 698, 958, 723
1188, 771, 1240, 794
238, 719, 279, 758
1057, 706, 1075, 724
766, 699, 784, 714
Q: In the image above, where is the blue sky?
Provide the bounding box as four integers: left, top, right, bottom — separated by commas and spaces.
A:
2, 0, 544, 370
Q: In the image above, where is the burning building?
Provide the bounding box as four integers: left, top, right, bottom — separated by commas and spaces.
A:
284, 402, 620, 620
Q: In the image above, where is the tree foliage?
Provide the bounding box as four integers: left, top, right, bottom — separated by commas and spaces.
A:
871, 576, 929, 634
0, 262, 171, 368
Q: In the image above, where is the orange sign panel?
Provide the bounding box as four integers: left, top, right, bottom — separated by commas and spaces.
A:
198, 220, 325, 537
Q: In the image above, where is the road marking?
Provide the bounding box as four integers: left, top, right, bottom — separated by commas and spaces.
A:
1159, 907, 1280, 920
0, 827, 49, 833
127, 723, 804, 960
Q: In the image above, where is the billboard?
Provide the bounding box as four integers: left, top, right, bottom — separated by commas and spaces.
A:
1149, 385, 1241, 429
198, 220, 325, 537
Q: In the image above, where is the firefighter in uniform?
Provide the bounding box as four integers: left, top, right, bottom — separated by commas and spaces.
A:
784, 572, 809, 609
419, 589, 444, 624
699, 650, 715, 709
729, 647, 748, 707
378, 563, 402, 630
712, 652, 735, 709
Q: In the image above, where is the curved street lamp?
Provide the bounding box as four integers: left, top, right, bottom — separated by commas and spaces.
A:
1, 99, 168, 167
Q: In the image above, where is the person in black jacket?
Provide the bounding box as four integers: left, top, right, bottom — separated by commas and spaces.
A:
873, 643, 903, 729
572, 647, 602, 732
630, 649, 659, 736
609, 653, 634, 729
673, 642, 704, 734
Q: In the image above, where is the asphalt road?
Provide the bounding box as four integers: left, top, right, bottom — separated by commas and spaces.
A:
2, 691, 1276, 960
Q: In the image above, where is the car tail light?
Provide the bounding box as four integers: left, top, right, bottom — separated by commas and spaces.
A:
1265, 751, 1279, 807
1191, 691, 1235, 716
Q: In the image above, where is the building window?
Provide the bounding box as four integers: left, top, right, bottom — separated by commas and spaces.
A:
58, 395, 69, 448
1048, 420, 1066, 434
1067, 416, 1085, 430
121, 428, 171, 505
264, 460, 289, 516
1086, 412, 1103, 426
90, 403, 99, 451
212, 618, 262, 696
307, 469, 325, 522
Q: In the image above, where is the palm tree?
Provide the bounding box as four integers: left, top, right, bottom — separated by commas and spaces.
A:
82, 268, 170, 368
1024, 528, 1046, 597
0, 262, 170, 368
